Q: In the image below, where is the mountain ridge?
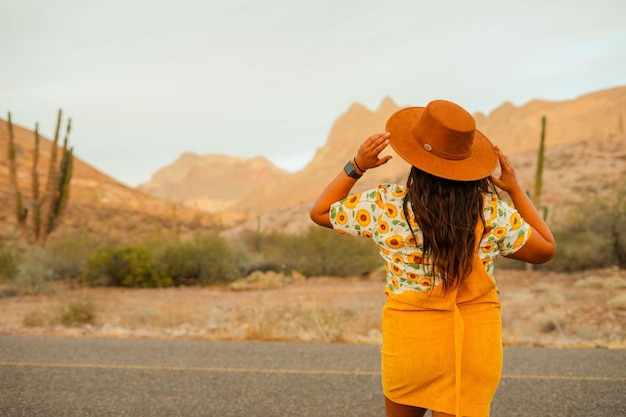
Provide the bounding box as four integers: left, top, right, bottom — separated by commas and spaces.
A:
2, 85, 625, 244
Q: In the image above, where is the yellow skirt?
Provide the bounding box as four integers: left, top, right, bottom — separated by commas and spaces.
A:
381, 258, 502, 417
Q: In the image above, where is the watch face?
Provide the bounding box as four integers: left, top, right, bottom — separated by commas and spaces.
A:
344, 161, 361, 178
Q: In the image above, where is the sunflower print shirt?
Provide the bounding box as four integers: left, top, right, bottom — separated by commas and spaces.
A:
329, 183, 531, 295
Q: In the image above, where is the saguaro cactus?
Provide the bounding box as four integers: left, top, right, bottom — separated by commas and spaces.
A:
533, 115, 546, 209
533, 116, 549, 220
6, 109, 74, 245
6, 112, 28, 236
31, 123, 41, 239
526, 116, 548, 272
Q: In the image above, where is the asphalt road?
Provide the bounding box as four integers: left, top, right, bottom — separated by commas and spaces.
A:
1, 336, 625, 417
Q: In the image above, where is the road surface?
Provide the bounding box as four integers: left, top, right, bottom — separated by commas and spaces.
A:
1, 336, 625, 416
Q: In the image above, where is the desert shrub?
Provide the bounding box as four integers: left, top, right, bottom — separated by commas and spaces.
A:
155, 233, 239, 285
57, 297, 95, 326
156, 242, 201, 285
82, 244, 174, 288
190, 233, 240, 284
22, 309, 49, 327
11, 247, 57, 294
550, 229, 615, 271
0, 242, 20, 282
256, 227, 382, 277
233, 231, 280, 274
549, 181, 625, 271
46, 234, 103, 280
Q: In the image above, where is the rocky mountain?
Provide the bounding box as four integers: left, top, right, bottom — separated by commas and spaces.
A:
143, 86, 626, 232
221, 86, 626, 235
236, 97, 409, 214
137, 152, 288, 213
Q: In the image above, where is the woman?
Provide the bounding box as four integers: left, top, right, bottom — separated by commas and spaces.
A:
310, 100, 555, 417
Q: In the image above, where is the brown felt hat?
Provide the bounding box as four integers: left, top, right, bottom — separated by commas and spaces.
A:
385, 99, 497, 181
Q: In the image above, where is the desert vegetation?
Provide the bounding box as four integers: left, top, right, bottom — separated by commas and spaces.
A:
6, 109, 74, 246
0, 226, 380, 294
2, 91, 625, 345
549, 179, 626, 271
0, 180, 624, 346
0, 178, 624, 295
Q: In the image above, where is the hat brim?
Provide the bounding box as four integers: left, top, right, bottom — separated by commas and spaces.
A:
385, 107, 498, 181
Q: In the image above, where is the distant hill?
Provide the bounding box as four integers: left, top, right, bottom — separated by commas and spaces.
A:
137, 152, 289, 213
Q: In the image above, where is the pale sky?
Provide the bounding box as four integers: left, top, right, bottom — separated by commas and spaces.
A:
1, 0, 625, 187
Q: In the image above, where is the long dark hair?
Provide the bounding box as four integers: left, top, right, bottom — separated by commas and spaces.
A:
402, 166, 497, 292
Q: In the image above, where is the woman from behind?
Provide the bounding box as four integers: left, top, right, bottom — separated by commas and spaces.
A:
310, 99, 555, 417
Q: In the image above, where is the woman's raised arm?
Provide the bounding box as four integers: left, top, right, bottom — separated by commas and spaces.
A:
310, 132, 392, 228
491, 146, 556, 264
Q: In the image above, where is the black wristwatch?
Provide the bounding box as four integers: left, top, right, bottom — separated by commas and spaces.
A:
343, 160, 362, 179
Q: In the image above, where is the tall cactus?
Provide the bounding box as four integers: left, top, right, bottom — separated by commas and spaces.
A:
6, 112, 28, 236
38, 110, 73, 244
526, 116, 548, 272
31, 123, 41, 240
533, 116, 549, 220
5, 109, 74, 246
52, 129, 73, 232
533, 115, 546, 209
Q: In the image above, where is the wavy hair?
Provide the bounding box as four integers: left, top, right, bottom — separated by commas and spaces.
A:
402, 166, 498, 292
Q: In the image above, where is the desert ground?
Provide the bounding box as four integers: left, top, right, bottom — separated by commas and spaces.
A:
1, 268, 625, 349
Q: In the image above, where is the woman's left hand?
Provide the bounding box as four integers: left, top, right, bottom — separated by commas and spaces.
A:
354, 132, 393, 173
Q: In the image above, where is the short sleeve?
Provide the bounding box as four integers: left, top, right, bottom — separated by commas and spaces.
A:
329, 187, 386, 238
481, 195, 532, 257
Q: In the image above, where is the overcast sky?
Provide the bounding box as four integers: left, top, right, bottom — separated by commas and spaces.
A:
1, 0, 625, 187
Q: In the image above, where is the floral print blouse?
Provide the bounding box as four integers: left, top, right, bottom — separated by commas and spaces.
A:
329, 183, 531, 295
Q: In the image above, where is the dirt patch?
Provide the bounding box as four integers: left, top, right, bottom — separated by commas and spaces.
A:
1, 269, 625, 348
497, 267, 626, 348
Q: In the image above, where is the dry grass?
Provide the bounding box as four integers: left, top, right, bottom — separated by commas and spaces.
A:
1, 269, 625, 348
497, 267, 626, 348
0, 276, 385, 343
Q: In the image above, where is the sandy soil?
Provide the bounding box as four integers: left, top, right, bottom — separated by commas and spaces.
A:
1, 268, 625, 349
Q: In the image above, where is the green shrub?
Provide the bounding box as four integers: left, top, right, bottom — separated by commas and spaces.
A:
82, 245, 174, 288
255, 227, 382, 277
550, 229, 616, 271
549, 182, 625, 272
78, 233, 241, 288
232, 231, 279, 275
156, 242, 201, 285
58, 297, 95, 326
154, 233, 240, 286
12, 247, 57, 294
186, 233, 240, 285
0, 243, 20, 282
46, 235, 102, 280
